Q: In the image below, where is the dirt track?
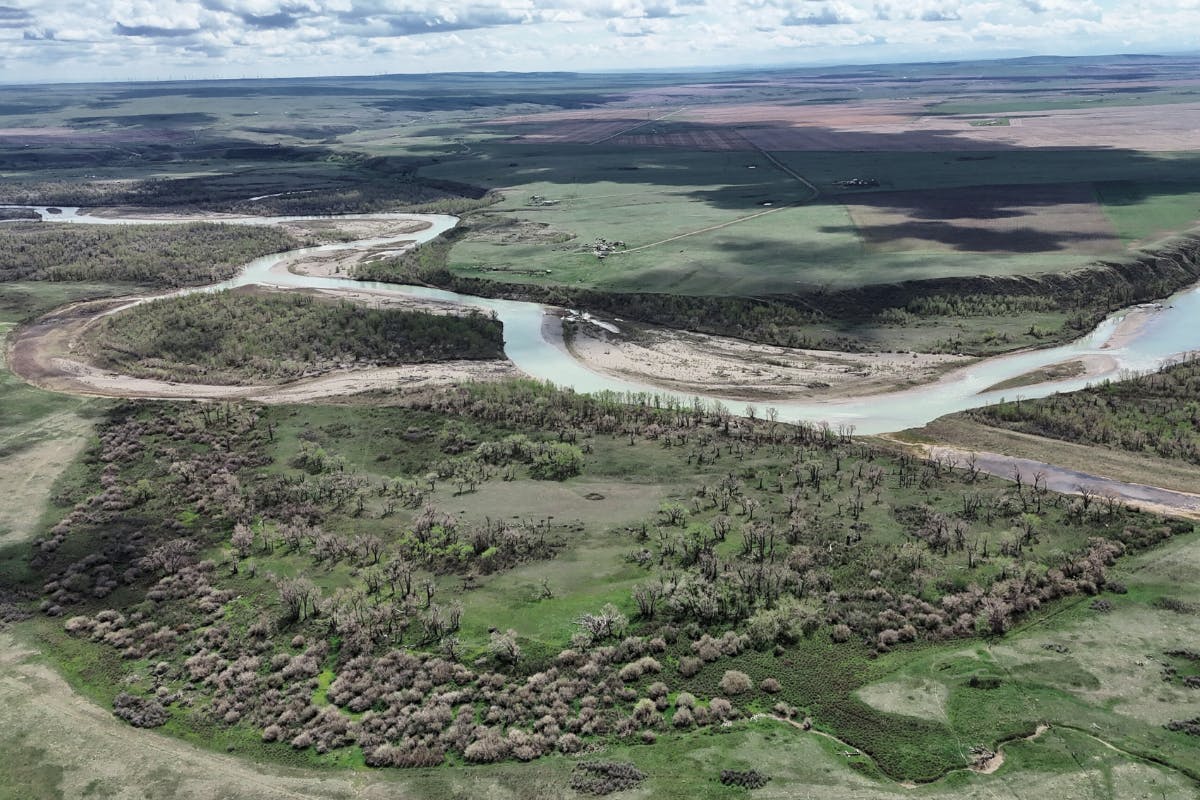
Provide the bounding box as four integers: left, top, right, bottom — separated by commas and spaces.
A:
922, 443, 1200, 519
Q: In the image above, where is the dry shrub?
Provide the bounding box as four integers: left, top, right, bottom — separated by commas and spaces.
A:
719, 670, 753, 695
672, 707, 695, 729
113, 692, 169, 728
569, 761, 647, 796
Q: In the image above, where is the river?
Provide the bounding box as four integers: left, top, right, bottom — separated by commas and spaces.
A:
7, 205, 1197, 434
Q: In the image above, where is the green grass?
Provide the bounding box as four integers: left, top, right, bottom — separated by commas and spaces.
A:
417, 145, 1200, 299
0, 282, 132, 326
1098, 181, 1200, 244
927, 88, 1200, 115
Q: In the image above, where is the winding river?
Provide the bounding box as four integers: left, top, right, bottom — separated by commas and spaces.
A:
9, 206, 1200, 435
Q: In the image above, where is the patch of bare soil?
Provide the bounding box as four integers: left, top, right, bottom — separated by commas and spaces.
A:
972, 725, 1051, 774
559, 316, 969, 402
283, 246, 416, 278
279, 217, 430, 244
0, 414, 91, 547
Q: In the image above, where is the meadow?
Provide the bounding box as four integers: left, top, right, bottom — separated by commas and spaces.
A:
0, 374, 1193, 798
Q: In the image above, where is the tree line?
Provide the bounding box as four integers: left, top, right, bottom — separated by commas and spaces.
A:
0, 222, 300, 287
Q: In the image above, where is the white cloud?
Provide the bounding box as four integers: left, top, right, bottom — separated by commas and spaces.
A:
0, 0, 1192, 83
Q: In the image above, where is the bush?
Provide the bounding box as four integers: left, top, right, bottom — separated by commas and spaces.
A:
719, 670, 753, 695
529, 443, 585, 481
709, 697, 734, 720
464, 730, 511, 763
967, 674, 1002, 690
720, 769, 770, 789
1165, 717, 1200, 736
112, 692, 169, 728
678, 656, 702, 677
569, 761, 647, 796
760, 677, 782, 694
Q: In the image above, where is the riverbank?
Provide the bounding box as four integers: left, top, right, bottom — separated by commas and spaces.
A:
10, 204, 1200, 435
558, 313, 972, 403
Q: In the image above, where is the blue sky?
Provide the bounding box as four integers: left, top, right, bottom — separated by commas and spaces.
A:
0, 1, 1192, 83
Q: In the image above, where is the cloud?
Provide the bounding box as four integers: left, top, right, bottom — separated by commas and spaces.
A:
241, 11, 299, 28
920, 7, 959, 21
0, 3, 32, 27
0, 0, 1192, 84
113, 22, 202, 37
874, 1, 961, 22
782, 1, 866, 26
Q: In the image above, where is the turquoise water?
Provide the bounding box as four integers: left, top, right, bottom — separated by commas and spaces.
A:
17, 206, 1197, 434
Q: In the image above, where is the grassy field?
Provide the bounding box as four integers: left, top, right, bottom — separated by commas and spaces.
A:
419, 145, 1200, 295
0, 377, 1191, 793
0, 284, 113, 552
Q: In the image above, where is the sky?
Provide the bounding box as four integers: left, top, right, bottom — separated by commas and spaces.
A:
0, 0, 1195, 83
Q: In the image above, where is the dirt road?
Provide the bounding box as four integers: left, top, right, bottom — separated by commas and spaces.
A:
923, 444, 1200, 518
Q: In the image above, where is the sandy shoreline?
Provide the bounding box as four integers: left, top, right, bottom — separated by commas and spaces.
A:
1100, 303, 1162, 351
545, 295, 1162, 404
553, 312, 973, 402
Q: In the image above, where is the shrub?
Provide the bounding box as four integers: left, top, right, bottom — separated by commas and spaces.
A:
570, 761, 647, 796
967, 674, 1002, 690
618, 662, 644, 683
709, 697, 734, 720
719, 670, 753, 695
1165, 717, 1200, 736
112, 692, 169, 728
678, 656, 702, 677
760, 677, 782, 694
464, 730, 510, 763
529, 443, 584, 481
720, 769, 770, 789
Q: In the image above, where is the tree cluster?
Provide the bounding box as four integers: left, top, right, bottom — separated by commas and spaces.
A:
91, 290, 504, 384
0, 222, 300, 287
